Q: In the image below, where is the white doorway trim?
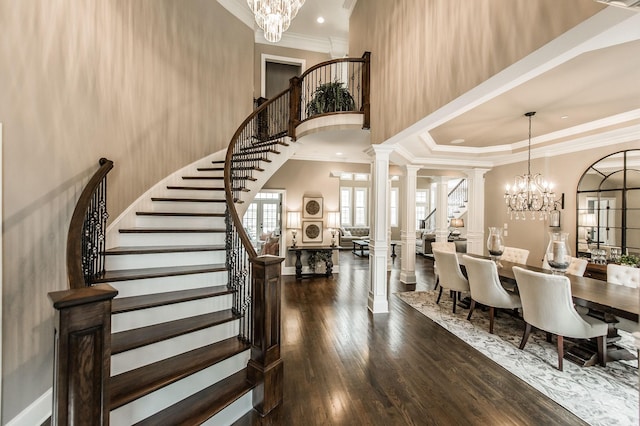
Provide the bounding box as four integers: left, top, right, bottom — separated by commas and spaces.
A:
260, 54, 306, 98
0, 122, 3, 422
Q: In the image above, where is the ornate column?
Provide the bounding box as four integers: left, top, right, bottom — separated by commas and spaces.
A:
465, 168, 490, 255
400, 165, 420, 284
367, 145, 394, 314
435, 177, 449, 242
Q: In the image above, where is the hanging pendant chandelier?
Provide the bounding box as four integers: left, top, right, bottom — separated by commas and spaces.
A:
504, 112, 557, 220
248, 0, 306, 43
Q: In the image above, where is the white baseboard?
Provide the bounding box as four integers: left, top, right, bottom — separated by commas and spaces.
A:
7, 388, 51, 426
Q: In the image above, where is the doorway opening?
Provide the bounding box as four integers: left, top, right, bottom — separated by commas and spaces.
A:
261, 54, 306, 99
242, 191, 284, 256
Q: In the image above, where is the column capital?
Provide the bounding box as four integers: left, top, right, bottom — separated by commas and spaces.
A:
366, 144, 395, 159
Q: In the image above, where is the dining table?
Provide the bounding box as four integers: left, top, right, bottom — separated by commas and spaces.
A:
461, 254, 640, 366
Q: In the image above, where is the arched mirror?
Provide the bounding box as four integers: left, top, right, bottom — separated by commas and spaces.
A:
576, 149, 640, 259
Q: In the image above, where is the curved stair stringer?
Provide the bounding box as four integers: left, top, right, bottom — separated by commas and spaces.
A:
233, 135, 300, 217
106, 149, 228, 248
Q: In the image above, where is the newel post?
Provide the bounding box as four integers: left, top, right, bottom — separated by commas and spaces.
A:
289, 76, 302, 139
247, 255, 285, 416
49, 284, 118, 426
361, 51, 371, 130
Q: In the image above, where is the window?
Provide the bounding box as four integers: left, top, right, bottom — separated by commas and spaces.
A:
416, 190, 429, 229
340, 186, 368, 226
390, 188, 399, 227
341, 187, 352, 225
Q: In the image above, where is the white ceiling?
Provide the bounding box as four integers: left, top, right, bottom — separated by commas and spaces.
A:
220, 2, 640, 169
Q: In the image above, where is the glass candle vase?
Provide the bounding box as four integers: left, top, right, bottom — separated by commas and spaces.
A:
546, 232, 571, 274
487, 227, 505, 263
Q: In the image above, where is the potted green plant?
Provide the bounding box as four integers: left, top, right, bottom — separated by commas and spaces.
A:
305, 81, 356, 116
308, 250, 333, 272
619, 254, 639, 267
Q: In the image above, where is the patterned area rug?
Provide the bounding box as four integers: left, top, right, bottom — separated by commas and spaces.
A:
396, 290, 639, 426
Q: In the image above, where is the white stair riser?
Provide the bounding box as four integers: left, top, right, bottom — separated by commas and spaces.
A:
106, 251, 225, 270
112, 294, 233, 333
165, 188, 223, 198
110, 271, 227, 298
202, 391, 253, 426
152, 200, 227, 214
111, 321, 239, 375
110, 350, 250, 425
135, 214, 225, 229
176, 178, 224, 188
117, 232, 225, 247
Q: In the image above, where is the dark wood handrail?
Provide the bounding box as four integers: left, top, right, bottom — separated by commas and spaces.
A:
66, 158, 114, 289
298, 55, 368, 81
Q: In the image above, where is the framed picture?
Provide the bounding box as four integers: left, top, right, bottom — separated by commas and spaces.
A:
303, 196, 323, 219
302, 221, 323, 243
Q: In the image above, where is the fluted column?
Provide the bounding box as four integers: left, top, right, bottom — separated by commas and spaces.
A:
400, 165, 420, 284
367, 145, 394, 314
465, 168, 490, 255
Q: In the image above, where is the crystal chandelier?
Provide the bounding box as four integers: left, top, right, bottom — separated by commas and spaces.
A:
504, 112, 557, 220
248, 0, 306, 43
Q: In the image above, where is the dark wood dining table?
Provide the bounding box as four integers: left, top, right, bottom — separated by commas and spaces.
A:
461, 254, 640, 365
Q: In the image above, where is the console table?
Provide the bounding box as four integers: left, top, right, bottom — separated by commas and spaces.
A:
289, 246, 341, 279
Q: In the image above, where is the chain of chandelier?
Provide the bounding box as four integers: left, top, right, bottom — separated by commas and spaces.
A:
504, 111, 558, 220
248, 0, 306, 43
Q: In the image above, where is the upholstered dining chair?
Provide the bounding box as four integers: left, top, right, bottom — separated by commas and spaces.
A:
463, 255, 522, 334
432, 249, 469, 314
501, 246, 530, 265
606, 263, 640, 336
542, 255, 588, 276
431, 241, 456, 290
513, 267, 608, 371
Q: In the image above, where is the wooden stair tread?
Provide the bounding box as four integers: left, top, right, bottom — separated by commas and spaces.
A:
135, 211, 225, 217
112, 285, 232, 314
118, 227, 225, 233
196, 167, 224, 171
133, 369, 254, 426
180, 176, 224, 180
104, 244, 225, 255
240, 140, 288, 150
151, 196, 225, 202
111, 309, 239, 354
111, 338, 250, 410
94, 263, 226, 284
165, 185, 225, 191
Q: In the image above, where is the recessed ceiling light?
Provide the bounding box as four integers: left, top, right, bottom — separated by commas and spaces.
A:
561, 115, 569, 119
450, 139, 465, 144
317, 16, 325, 24
336, 152, 343, 156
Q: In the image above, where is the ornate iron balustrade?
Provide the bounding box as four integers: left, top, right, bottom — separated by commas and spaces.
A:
66, 158, 114, 289
422, 178, 468, 230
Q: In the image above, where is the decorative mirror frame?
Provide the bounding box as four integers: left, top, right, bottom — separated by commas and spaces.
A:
575, 149, 640, 258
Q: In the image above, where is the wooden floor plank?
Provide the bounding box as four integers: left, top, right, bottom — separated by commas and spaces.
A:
235, 252, 588, 425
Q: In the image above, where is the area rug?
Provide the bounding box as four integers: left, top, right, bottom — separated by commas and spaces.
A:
396, 290, 639, 426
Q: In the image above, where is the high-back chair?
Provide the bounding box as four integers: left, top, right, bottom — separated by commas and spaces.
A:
501, 246, 530, 265
513, 267, 608, 371
431, 241, 456, 290
542, 255, 588, 276
463, 255, 522, 334
432, 249, 469, 314
606, 263, 640, 336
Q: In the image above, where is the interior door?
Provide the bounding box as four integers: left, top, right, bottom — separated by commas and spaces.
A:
242, 192, 282, 252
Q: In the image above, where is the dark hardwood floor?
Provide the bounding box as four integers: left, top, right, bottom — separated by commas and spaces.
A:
236, 251, 587, 425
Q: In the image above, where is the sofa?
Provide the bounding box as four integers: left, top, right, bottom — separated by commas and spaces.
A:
421, 232, 467, 255
339, 226, 370, 247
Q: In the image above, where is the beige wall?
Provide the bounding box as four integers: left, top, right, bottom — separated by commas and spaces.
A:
254, 44, 331, 99
485, 141, 640, 267
0, 0, 253, 420
349, 0, 604, 145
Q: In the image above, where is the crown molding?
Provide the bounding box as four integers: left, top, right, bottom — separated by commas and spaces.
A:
216, 0, 255, 29
255, 30, 348, 56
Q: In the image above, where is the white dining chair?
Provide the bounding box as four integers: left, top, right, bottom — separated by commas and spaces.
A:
432, 249, 469, 314
513, 266, 608, 371
463, 255, 522, 334
606, 263, 640, 338
542, 255, 588, 276
501, 246, 530, 265
431, 241, 456, 290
